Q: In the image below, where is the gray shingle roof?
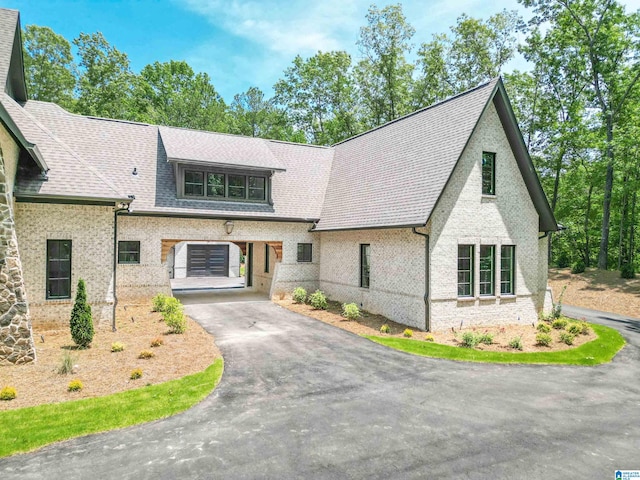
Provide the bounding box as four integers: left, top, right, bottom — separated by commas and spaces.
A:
314, 79, 499, 231
159, 126, 286, 172
0, 9, 17, 94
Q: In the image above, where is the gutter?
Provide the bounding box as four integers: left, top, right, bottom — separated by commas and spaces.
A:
112, 201, 133, 331
412, 227, 431, 332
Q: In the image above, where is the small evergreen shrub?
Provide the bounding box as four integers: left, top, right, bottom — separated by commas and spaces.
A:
424, 334, 435, 342
559, 332, 575, 345
138, 350, 155, 359
111, 342, 125, 353
536, 322, 551, 333
478, 332, 494, 345
164, 310, 187, 334
70, 279, 94, 348
536, 333, 552, 347
552, 318, 568, 330
309, 290, 328, 310
460, 331, 480, 348
150, 337, 164, 347
342, 303, 360, 320
403, 328, 413, 338
379, 324, 390, 334
130, 369, 143, 380
621, 263, 636, 279
57, 352, 75, 375
580, 322, 591, 335
162, 297, 183, 315
0, 386, 17, 401
552, 286, 567, 319
508, 336, 523, 351
152, 293, 169, 312
67, 379, 83, 392
571, 260, 585, 274
292, 287, 307, 304
567, 323, 582, 335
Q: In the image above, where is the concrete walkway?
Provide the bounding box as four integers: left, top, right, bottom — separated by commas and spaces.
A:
1, 299, 639, 479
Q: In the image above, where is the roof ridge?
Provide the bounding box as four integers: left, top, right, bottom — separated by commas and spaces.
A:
7, 94, 126, 199
332, 78, 498, 148
26, 100, 152, 127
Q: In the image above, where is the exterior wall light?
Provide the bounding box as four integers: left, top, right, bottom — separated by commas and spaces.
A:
224, 220, 234, 235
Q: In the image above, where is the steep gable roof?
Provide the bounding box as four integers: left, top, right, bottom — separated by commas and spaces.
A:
0, 9, 27, 102
314, 78, 557, 232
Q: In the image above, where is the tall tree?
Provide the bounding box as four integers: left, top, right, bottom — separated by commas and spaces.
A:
274, 51, 358, 145
521, 0, 640, 269
355, 3, 415, 127
22, 25, 75, 108
73, 32, 135, 119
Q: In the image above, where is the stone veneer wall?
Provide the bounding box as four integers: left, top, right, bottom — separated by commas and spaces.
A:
0, 147, 35, 364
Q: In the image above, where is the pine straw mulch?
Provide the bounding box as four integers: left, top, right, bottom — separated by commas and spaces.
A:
549, 267, 640, 318
0, 299, 219, 411
275, 299, 596, 353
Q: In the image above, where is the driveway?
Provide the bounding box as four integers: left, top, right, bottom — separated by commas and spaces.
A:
2, 298, 639, 479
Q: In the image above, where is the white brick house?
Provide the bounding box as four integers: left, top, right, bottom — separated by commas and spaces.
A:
0, 7, 557, 357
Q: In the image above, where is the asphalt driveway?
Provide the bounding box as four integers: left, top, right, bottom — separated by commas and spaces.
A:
1, 296, 639, 479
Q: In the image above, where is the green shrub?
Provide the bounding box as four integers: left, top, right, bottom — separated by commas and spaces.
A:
162, 297, 183, 315
621, 263, 636, 279
0, 386, 17, 401
552, 286, 567, 319
57, 352, 75, 375
342, 303, 361, 320
536, 322, 551, 333
536, 333, 552, 347
70, 279, 94, 348
67, 379, 83, 392
150, 337, 164, 347
152, 293, 169, 312
552, 318, 568, 330
460, 332, 480, 348
164, 310, 187, 333
567, 323, 582, 335
379, 324, 390, 334
424, 334, 435, 342
130, 369, 143, 380
292, 287, 307, 304
508, 336, 523, 351
571, 260, 585, 274
478, 333, 494, 345
111, 342, 125, 353
138, 350, 155, 359
559, 332, 575, 345
309, 290, 328, 310
403, 329, 413, 338
580, 322, 591, 335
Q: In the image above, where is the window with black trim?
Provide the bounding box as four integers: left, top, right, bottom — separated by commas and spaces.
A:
265, 244, 270, 273
457, 245, 474, 297
297, 243, 312, 262
47, 239, 71, 299
360, 244, 370, 288
500, 245, 515, 295
479, 245, 495, 296
182, 166, 267, 203
482, 152, 495, 195
118, 241, 141, 264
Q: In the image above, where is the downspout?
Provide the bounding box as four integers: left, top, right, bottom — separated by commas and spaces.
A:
112, 203, 132, 332
412, 227, 431, 332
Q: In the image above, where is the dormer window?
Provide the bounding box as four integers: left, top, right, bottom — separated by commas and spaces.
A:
180, 166, 269, 203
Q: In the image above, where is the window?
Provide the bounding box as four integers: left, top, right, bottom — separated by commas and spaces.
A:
297, 243, 312, 262
457, 245, 474, 297
265, 244, 270, 273
501, 245, 515, 295
185, 171, 204, 196
482, 152, 495, 195
118, 241, 141, 264
360, 244, 370, 288
47, 240, 71, 299
479, 245, 495, 296
181, 167, 268, 203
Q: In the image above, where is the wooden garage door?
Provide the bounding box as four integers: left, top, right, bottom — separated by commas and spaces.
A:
187, 245, 229, 277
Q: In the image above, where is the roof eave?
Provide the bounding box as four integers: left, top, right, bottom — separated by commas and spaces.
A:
0, 99, 49, 173
311, 222, 426, 233
167, 157, 287, 173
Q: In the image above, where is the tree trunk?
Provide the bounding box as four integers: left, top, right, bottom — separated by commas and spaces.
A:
584, 183, 594, 267
547, 147, 566, 264
598, 118, 615, 269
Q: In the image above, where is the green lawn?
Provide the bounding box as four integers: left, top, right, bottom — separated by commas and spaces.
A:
0, 358, 223, 458
365, 323, 625, 365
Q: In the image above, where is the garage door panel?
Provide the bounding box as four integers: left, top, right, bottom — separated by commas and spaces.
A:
187, 245, 229, 277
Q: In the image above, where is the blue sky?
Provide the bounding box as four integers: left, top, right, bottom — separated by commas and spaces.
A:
3, 0, 640, 102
